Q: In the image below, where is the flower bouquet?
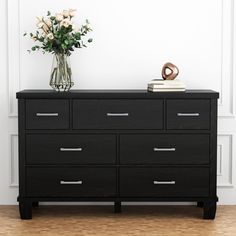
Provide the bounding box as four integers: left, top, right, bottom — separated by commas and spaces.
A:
24, 9, 92, 91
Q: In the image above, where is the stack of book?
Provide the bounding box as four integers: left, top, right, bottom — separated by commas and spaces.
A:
147, 79, 186, 92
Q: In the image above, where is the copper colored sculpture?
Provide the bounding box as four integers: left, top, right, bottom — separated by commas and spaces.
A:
162, 62, 179, 80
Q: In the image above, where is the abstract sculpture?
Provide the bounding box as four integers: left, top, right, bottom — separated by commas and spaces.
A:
162, 62, 179, 80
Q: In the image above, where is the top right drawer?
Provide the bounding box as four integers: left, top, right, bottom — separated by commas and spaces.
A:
167, 99, 210, 130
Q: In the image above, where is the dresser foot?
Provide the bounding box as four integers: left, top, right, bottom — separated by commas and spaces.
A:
19, 199, 32, 220
197, 202, 204, 208
203, 201, 216, 219
32, 202, 39, 207
114, 201, 121, 213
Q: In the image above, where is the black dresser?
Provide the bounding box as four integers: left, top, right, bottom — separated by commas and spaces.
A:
16, 89, 219, 219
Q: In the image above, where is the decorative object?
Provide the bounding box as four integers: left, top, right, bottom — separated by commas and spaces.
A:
17, 89, 219, 220
24, 10, 92, 91
162, 62, 179, 80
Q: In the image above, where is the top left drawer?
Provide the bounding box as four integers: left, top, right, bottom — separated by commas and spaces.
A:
26, 99, 69, 129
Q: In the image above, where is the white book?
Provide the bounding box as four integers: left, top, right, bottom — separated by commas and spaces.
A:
148, 87, 186, 92
148, 84, 186, 89
148, 79, 185, 86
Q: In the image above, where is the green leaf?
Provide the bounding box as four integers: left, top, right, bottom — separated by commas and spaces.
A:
75, 42, 81, 48
23, 32, 27, 36
75, 32, 81, 40
88, 38, 93, 43
47, 11, 51, 16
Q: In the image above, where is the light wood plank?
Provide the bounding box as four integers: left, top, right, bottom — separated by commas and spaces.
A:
0, 205, 235, 235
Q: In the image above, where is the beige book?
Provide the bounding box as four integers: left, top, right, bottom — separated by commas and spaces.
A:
148, 87, 186, 92
148, 79, 185, 86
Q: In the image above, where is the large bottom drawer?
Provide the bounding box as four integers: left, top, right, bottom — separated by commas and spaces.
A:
120, 167, 209, 197
26, 167, 116, 197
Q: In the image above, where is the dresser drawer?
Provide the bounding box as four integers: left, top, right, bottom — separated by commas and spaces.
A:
26, 99, 69, 129
26, 167, 116, 197
73, 99, 163, 129
26, 134, 116, 164
167, 99, 210, 130
120, 134, 209, 164
120, 167, 209, 197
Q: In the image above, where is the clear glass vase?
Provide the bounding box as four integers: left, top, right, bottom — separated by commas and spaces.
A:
50, 53, 74, 92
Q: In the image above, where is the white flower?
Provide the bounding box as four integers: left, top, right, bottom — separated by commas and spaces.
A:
42, 24, 50, 34
60, 18, 72, 28
63, 10, 70, 17
36, 17, 44, 28
45, 19, 52, 27
36, 18, 49, 33
55, 13, 64, 22
36, 16, 43, 22
37, 21, 44, 28
72, 24, 79, 31
69, 9, 77, 17
47, 33, 54, 40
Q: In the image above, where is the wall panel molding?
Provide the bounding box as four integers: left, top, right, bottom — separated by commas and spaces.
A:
7, 0, 20, 117
9, 134, 18, 187
218, 0, 234, 117
217, 144, 223, 176
217, 133, 234, 188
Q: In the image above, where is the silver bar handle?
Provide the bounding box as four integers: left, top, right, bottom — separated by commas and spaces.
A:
153, 181, 176, 185
153, 148, 176, 152
60, 180, 83, 185
107, 113, 129, 117
177, 113, 200, 117
36, 113, 59, 117
60, 148, 83, 152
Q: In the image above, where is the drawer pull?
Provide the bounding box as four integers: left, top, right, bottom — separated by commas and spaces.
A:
60, 180, 83, 185
153, 148, 176, 152
177, 113, 200, 117
36, 113, 59, 117
106, 113, 129, 117
60, 148, 83, 152
153, 181, 176, 185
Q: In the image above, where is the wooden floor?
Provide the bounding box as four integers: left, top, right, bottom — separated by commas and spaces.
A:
0, 205, 235, 236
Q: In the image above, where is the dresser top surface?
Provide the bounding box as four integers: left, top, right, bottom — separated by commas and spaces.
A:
16, 89, 219, 99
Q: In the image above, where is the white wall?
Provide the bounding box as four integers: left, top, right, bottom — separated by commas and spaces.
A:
1, 0, 236, 204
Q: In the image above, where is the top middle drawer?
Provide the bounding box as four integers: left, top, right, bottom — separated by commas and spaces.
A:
73, 99, 164, 129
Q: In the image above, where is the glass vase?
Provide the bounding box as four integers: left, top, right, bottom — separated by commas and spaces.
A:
50, 53, 74, 92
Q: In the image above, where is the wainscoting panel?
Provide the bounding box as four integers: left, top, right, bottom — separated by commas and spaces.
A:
9, 134, 19, 187
7, 0, 20, 117
217, 134, 233, 188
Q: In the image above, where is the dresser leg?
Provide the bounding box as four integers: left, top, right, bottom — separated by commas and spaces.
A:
114, 201, 121, 213
19, 199, 32, 220
197, 202, 204, 208
203, 201, 216, 219
32, 202, 39, 207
